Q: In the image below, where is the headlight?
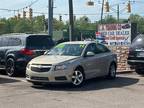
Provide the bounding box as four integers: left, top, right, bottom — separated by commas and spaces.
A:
55, 64, 67, 71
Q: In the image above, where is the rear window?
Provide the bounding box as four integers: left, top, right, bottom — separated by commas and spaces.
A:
26, 35, 54, 49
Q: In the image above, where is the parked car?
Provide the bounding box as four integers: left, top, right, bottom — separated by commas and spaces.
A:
0, 33, 54, 77
26, 41, 117, 87
128, 34, 144, 75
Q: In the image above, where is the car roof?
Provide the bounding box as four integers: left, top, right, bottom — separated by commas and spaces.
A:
61, 41, 96, 45
0, 33, 50, 38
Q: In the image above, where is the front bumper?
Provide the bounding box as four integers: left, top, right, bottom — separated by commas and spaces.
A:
26, 68, 73, 84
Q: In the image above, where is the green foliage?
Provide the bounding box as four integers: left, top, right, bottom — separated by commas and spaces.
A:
14, 19, 32, 33
53, 18, 65, 30
33, 16, 45, 32
0, 14, 144, 35
0, 21, 7, 35
102, 15, 117, 24
129, 14, 144, 33
74, 16, 96, 31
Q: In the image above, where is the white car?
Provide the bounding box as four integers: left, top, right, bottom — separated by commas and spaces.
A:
26, 41, 117, 86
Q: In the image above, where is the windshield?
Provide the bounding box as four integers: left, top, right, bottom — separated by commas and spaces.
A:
131, 34, 144, 48
47, 43, 86, 56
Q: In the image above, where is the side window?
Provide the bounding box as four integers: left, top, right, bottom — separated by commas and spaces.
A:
2, 38, 8, 47
96, 44, 110, 53
85, 43, 102, 54
7, 38, 21, 46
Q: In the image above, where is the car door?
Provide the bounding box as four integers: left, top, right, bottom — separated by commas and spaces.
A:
82, 43, 102, 78
95, 44, 112, 76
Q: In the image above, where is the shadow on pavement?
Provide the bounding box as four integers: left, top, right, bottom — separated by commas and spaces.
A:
32, 76, 139, 91
0, 77, 20, 84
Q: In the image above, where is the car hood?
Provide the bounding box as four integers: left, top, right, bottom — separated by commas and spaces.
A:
29, 55, 79, 65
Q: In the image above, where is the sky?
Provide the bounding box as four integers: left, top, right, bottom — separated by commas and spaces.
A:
0, 0, 144, 22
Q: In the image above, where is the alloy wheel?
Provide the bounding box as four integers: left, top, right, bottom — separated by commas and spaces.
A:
109, 64, 116, 79
72, 70, 84, 86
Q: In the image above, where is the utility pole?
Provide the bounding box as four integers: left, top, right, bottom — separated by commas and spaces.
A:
69, 0, 74, 41
101, 0, 104, 24
48, 0, 53, 37
117, 4, 119, 22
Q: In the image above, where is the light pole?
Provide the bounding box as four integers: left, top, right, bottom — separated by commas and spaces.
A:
101, 0, 104, 23
69, 0, 74, 41
48, 0, 53, 37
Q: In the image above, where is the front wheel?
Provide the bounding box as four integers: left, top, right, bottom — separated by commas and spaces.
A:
107, 64, 116, 79
71, 69, 85, 87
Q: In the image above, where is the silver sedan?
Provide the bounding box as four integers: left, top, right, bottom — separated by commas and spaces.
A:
26, 41, 117, 87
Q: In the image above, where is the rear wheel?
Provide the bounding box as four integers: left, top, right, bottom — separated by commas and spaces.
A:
71, 69, 85, 87
6, 58, 17, 77
108, 63, 116, 79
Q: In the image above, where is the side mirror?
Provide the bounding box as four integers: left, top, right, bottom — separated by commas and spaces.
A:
86, 51, 95, 57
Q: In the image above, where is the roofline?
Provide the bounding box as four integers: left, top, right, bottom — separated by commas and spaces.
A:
0, 33, 51, 38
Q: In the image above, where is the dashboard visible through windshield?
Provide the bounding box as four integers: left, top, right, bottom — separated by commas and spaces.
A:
47, 43, 86, 56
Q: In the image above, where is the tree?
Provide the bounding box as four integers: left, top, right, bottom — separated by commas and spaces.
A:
14, 19, 32, 33
0, 22, 6, 35
102, 15, 117, 24
33, 16, 45, 33
129, 14, 144, 33
53, 18, 65, 30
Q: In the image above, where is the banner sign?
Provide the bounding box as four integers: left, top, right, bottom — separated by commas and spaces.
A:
97, 23, 131, 46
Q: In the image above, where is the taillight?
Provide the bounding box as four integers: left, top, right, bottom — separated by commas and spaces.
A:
20, 48, 34, 56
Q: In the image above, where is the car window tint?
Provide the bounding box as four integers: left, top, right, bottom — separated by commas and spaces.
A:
96, 44, 110, 53
48, 44, 85, 56
26, 35, 54, 50
86, 43, 102, 54
7, 38, 21, 46
2, 38, 8, 47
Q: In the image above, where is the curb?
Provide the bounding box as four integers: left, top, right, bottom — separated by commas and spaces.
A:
116, 70, 135, 74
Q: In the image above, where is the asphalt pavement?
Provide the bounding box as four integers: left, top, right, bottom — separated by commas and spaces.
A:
0, 72, 144, 108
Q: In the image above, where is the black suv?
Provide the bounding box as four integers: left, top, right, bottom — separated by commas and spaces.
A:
128, 34, 144, 75
0, 34, 54, 76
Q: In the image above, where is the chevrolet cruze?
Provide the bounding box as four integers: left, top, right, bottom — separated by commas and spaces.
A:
26, 41, 117, 86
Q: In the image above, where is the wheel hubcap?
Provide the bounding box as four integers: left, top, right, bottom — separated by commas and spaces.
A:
110, 65, 116, 77
72, 71, 83, 86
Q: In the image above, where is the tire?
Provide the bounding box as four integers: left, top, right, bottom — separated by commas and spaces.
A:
71, 69, 85, 87
135, 69, 144, 75
6, 58, 17, 77
107, 63, 116, 79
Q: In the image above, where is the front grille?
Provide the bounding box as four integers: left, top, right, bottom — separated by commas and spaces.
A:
31, 76, 49, 81
31, 67, 51, 72
55, 76, 67, 81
